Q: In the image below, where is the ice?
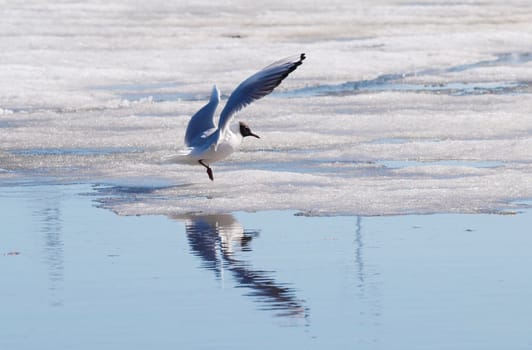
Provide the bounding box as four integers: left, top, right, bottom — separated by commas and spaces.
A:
1, 0, 531, 216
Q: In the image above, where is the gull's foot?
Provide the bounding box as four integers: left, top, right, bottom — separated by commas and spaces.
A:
199, 160, 214, 181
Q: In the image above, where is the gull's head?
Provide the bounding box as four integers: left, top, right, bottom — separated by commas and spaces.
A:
239, 121, 260, 139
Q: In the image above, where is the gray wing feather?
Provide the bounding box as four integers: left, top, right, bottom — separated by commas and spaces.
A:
185, 85, 220, 147
217, 53, 305, 132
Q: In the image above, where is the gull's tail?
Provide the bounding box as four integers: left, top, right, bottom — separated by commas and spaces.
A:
160, 149, 194, 165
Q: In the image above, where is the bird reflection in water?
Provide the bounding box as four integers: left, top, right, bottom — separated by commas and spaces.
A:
171, 214, 308, 319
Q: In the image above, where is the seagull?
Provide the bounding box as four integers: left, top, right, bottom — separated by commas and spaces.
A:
173, 53, 306, 181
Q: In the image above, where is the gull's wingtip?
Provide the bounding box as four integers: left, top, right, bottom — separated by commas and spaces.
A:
292, 53, 305, 68
293, 53, 306, 66
210, 84, 220, 102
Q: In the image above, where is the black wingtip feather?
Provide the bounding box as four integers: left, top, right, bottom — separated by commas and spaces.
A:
217, 53, 307, 128
266, 53, 306, 92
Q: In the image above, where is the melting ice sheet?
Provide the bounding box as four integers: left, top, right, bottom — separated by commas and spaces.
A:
1, 0, 532, 216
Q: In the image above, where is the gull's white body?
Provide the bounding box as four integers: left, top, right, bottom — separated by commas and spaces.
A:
170, 54, 306, 180
183, 125, 242, 165
179, 85, 243, 165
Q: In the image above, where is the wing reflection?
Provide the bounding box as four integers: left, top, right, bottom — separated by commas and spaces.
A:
171, 213, 308, 319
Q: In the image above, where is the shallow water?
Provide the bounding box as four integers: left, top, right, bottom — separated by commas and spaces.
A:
284, 52, 532, 98
2, 184, 532, 349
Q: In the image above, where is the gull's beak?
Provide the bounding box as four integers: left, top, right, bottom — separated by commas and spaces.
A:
250, 132, 260, 139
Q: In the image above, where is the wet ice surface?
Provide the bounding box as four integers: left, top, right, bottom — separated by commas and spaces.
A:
2, 184, 532, 349
1, 0, 532, 216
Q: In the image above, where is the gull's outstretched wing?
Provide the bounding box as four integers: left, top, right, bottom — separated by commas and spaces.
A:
184, 85, 220, 147
217, 53, 306, 132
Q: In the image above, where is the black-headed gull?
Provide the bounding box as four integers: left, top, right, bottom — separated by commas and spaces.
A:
175, 54, 306, 181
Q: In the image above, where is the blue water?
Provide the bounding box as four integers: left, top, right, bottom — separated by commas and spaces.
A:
281, 52, 532, 98
98, 52, 532, 103
1, 184, 531, 349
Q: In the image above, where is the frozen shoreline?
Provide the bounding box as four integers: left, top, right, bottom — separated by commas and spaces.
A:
1, 0, 531, 216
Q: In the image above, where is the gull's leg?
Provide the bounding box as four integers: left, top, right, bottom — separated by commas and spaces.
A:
198, 160, 214, 181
